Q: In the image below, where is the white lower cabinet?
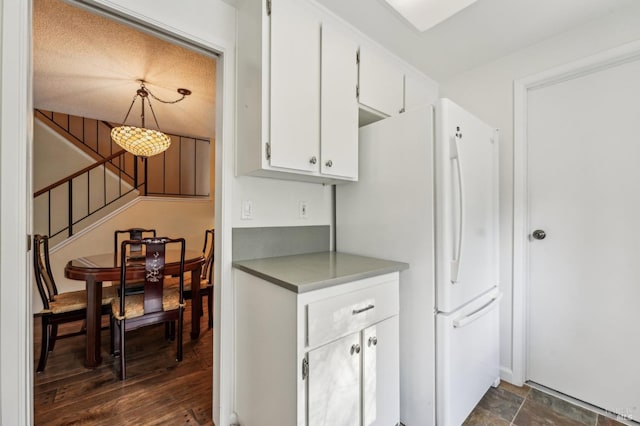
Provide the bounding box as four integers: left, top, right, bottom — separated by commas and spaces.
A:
308, 316, 399, 426
234, 269, 400, 426
362, 316, 400, 426
308, 332, 361, 426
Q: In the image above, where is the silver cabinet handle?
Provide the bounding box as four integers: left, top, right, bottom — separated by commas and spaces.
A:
352, 304, 375, 315
350, 344, 361, 355
368, 336, 378, 347
309, 156, 317, 165
325, 160, 333, 167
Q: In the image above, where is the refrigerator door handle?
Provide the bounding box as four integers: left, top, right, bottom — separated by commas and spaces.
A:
450, 134, 465, 283
453, 293, 502, 329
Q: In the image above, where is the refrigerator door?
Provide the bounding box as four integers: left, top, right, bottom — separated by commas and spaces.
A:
435, 98, 499, 313
436, 287, 501, 426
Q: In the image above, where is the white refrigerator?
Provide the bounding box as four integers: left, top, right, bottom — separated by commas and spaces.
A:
336, 99, 501, 426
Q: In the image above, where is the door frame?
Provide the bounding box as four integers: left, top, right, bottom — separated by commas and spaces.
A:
511, 39, 640, 385
0, 1, 237, 424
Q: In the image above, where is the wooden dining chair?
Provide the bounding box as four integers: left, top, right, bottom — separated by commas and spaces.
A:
114, 228, 156, 261
113, 228, 156, 294
110, 237, 186, 380
33, 234, 116, 372
166, 229, 215, 328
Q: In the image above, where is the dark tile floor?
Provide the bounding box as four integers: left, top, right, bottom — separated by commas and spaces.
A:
463, 382, 630, 426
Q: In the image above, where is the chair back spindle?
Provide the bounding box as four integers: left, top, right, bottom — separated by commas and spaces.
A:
118, 237, 185, 318
114, 228, 156, 263
202, 229, 215, 284
34, 234, 58, 310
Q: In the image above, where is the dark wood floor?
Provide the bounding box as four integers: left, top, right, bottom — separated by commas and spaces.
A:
33, 304, 214, 426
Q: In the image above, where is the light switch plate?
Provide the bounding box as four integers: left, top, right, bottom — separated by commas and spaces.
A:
299, 200, 308, 219
241, 200, 253, 220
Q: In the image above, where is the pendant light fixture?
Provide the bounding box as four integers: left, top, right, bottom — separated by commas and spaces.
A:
111, 80, 191, 157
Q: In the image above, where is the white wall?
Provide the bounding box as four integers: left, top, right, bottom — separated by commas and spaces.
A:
33, 120, 94, 189
439, 2, 640, 381
232, 176, 332, 228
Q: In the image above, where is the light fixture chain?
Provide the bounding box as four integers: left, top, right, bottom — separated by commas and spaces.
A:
146, 97, 162, 130
121, 92, 139, 124
145, 86, 187, 104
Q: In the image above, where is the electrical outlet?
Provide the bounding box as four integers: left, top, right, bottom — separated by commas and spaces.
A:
241, 200, 253, 220
299, 200, 308, 219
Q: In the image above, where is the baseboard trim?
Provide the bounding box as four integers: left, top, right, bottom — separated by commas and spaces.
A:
500, 366, 519, 385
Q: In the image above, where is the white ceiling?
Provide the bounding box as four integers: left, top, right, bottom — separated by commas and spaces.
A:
33, 0, 217, 139
316, 0, 638, 80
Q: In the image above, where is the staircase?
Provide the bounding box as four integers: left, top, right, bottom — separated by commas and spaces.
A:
34, 110, 212, 245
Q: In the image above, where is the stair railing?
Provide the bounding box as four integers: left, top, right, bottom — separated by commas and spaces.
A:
34, 150, 146, 239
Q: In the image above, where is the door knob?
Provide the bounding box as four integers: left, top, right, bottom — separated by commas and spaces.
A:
532, 230, 546, 240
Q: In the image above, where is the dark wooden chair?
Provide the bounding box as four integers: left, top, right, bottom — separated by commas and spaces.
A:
110, 237, 186, 380
33, 234, 116, 372
113, 228, 156, 294
114, 228, 156, 262
166, 229, 214, 328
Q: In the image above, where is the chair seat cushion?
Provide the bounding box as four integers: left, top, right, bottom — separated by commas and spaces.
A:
111, 287, 182, 320
42, 286, 118, 315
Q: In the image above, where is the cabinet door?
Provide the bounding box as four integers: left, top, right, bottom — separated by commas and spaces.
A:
308, 332, 361, 426
363, 316, 400, 426
269, 0, 320, 173
358, 47, 404, 117
320, 23, 358, 180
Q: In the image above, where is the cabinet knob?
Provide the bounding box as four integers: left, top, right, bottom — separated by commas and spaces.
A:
309, 156, 317, 165
325, 160, 333, 168
368, 336, 378, 347
350, 344, 361, 355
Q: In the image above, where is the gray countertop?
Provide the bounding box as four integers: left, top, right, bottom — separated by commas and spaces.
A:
232, 251, 409, 293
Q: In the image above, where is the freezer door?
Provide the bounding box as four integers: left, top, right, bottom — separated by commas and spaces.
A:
436, 288, 501, 426
435, 98, 499, 312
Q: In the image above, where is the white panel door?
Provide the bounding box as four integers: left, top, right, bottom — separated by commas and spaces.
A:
363, 317, 399, 426
320, 22, 358, 180
358, 47, 404, 117
269, 0, 320, 172
435, 98, 499, 313
527, 58, 640, 421
308, 332, 360, 426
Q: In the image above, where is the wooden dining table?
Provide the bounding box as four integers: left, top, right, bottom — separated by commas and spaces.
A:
65, 249, 205, 368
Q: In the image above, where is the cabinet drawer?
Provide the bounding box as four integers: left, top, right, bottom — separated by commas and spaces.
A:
307, 280, 398, 348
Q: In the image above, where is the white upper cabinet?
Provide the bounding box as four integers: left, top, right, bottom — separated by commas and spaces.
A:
236, 0, 358, 183
321, 23, 359, 180
236, 0, 434, 183
358, 47, 405, 118
269, 0, 320, 173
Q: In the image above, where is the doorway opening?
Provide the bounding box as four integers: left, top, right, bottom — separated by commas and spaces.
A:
32, 0, 221, 423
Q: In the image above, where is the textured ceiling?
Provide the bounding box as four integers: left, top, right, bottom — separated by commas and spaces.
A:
33, 0, 217, 139
317, 0, 639, 81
